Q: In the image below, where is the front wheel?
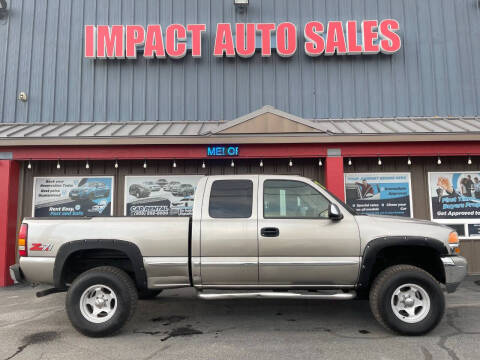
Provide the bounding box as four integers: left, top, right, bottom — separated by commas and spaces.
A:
369, 265, 445, 336
66, 266, 138, 337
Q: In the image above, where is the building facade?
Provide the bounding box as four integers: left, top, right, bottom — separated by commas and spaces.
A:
1, 0, 480, 286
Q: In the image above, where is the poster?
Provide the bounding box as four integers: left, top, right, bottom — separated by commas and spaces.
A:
124, 175, 203, 216
344, 173, 412, 217
428, 172, 480, 221
33, 177, 113, 217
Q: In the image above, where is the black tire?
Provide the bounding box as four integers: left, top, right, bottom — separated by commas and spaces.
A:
138, 289, 163, 300
66, 266, 138, 337
369, 265, 445, 336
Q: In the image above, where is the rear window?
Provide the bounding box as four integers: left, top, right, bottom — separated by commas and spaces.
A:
209, 180, 253, 218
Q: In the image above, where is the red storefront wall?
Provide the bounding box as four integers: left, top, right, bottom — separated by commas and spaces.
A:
2, 140, 480, 286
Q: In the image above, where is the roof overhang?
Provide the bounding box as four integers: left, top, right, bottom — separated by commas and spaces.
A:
0, 106, 479, 147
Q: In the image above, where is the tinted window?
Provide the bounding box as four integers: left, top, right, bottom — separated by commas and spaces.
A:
209, 180, 253, 218
264, 180, 330, 219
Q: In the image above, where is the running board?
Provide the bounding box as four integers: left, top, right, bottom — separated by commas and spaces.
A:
197, 291, 356, 300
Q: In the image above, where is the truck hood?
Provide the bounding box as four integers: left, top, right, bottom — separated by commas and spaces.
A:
355, 214, 453, 253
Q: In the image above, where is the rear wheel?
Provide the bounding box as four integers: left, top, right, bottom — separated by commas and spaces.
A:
369, 265, 445, 335
66, 266, 138, 337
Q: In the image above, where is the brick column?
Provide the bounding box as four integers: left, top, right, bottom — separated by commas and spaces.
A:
0, 160, 20, 287
325, 149, 345, 202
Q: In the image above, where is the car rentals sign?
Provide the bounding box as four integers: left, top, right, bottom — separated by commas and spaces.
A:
85, 20, 401, 59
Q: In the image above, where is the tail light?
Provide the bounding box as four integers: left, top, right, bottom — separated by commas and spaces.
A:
18, 223, 28, 257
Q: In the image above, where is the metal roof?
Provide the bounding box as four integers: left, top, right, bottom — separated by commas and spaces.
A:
0, 106, 479, 146
0, 117, 479, 139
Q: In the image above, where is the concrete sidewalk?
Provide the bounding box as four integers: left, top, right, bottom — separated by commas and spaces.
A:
0, 276, 479, 360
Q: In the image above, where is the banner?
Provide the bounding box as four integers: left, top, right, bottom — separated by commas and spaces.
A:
124, 175, 203, 216
428, 172, 480, 221
344, 173, 412, 217
33, 177, 113, 217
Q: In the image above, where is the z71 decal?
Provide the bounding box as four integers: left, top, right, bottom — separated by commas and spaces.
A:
29, 243, 54, 252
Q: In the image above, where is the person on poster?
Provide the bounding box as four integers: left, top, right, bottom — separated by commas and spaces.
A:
436, 176, 460, 202
474, 177, 480, 199
466, 175, 474, 197
355, 179, 374, 198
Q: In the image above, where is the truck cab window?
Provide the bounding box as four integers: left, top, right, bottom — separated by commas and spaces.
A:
264, 180, 330, 219
209, 180, 253, 218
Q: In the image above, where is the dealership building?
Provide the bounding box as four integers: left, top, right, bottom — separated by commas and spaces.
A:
1, 0, 480, 286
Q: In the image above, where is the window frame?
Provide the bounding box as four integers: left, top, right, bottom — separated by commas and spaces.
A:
262, 179, 332, 220
208, 179, 254, 219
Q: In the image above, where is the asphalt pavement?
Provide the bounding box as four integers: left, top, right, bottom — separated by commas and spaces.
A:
0, 277, 479, 360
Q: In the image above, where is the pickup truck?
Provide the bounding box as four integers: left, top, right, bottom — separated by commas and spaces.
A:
10, 175, 467, 337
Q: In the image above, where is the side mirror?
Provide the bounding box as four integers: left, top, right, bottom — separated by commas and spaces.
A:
328, 203, 344, 221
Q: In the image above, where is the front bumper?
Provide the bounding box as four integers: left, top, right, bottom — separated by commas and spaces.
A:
441, 256, 467, 293
9, 264, 26, 284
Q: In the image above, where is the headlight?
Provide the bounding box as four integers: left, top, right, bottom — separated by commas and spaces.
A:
448, 231, 460, 254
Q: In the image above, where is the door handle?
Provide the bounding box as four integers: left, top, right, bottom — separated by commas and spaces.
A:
261, 227, 280, 237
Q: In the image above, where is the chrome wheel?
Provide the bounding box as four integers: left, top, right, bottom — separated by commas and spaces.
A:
391, 283, 430, 324
79, 284, 117, 324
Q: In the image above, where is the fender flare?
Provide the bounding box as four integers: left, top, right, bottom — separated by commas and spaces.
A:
356, 236, 449, 291
53, 239, 147, 291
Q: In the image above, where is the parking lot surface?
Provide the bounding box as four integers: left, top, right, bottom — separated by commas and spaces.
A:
0, 277, 479, 360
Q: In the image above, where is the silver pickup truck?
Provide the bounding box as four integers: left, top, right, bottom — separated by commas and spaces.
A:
10, 175, 467, 337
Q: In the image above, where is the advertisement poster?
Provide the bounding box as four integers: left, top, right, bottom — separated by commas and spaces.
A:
428, 172, 480, 221
33, 177, 113, 217
124, 175, 203, 216
344, 173, 412, 217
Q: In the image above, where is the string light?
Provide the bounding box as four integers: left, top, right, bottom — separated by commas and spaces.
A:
230, 159, 235, 167
407, 157, 412, 166
437, 156, 442, 165
27, 160, 32, 170
377, 157, 382, 166
318, 158, 323, 167
85, 161, 90, 169
172, 160, 177, 168
288, 159, 293, 167
114, 160, 119, 169
202, 161, 206, 169
348, 158, 352, 166
468, 156, 472, 165
143, 160, 148, 169
56, 160, 61, 169
259, 160, 263, 167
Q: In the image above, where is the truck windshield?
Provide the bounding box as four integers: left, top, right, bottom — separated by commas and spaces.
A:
312, 180, 358, 215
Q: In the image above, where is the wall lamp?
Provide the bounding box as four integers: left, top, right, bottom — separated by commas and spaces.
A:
0, 0, 8, 19
234, 0, 249, 10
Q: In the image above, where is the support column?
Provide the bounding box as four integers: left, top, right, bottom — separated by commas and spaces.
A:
0, 160, 20, 287
325, 149, 345, 202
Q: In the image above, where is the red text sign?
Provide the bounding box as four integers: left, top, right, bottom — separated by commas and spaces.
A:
85, 20, 401, 59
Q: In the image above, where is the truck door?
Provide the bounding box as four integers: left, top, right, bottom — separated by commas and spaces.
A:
200, 176, 259, 285
258, 176, 360, 286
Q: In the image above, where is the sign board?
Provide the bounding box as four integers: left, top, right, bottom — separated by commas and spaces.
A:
344, 173, 412, 217
428, 172, 480, 222
124, 175, 203, 216
33, 177, 113, 217
85, 20, 401, 59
